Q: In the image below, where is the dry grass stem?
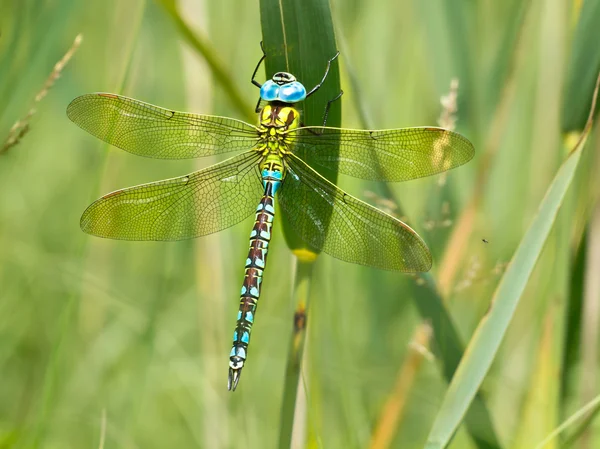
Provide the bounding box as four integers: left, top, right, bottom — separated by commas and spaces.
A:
368, 323, 433, 449
436, 78, 459, 187
1, 34, 82, 155
438, 78, 459, 131
454, 255, 481, 292
98, 409, 106, 449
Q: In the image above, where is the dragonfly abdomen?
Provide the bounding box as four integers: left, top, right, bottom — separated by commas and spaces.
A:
228, 159, 283, 391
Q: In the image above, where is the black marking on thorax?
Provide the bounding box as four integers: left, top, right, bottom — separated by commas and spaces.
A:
262, 103, 298, 128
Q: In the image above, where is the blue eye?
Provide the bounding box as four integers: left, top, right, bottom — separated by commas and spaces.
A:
260, 80, 279, 101
260, 80, 307, 103
278, 82, 307, 103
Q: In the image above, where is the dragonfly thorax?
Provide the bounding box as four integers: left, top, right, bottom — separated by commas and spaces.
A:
259, 104, 299, 128
257, 104, 299, 155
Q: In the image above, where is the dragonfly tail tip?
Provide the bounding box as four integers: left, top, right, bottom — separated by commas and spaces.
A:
228, 367, 242, 391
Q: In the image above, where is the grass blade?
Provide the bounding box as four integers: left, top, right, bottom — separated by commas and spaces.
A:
30, 2, 148, 447
534, 393, 600, 449
155, 0, 255, 122
368, 324, 433, 449
561, 0, 600, 132
343, 67, 502, 447
259, 0, 340, 446
260, 0, 341, 252
277, 260, 313, 449
576, 192, 600, 446
424, 71, 600, 449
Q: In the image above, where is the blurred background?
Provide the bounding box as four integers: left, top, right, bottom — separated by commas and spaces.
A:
1, 0, 599, 448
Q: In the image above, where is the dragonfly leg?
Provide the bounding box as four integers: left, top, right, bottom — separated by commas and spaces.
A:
251, 41, 267, 89
298, 90, 344, 136
306, 51, 340, 98
254, 96, 263, 114
252, 42, 267, 113
319, 90, 344, 128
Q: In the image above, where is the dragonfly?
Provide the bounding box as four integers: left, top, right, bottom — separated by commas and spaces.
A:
67, 51, 474, 391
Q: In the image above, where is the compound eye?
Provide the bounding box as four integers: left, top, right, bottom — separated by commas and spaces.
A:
260, 80, 279, 101
278, 82, 307, 103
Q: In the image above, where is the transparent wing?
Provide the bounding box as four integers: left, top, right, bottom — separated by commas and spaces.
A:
67, 93, 260, 159
286, 126, 474, 181
81, 151, 264, 240
279, 153, 432, 272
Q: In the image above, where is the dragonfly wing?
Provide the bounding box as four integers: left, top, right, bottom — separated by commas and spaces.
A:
286, 126, 474, 181
279, 154, 432, 272
81, 151, 264, 240
67, 93, 259, 159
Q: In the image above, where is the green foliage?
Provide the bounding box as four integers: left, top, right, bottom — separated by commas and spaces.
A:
260, 0, 341, 252
1, 1, 599, 449
426, 114, 595, 448
562, 0, 600, 132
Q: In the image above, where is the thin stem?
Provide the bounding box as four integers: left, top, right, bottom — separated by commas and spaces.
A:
278, 258, 314, 449
533, 393, 600, 449
577, 196, 600, 448
368, 324, 433, 449
156, 0, 255, 123
1, 34, 82, 155
30, 3, 146, 447
340, 33, 502, 447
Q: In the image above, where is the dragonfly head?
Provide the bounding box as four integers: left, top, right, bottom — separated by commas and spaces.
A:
260, 72, 307, 103
272, 72, 296, 84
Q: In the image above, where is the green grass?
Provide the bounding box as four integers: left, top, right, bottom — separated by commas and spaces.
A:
1, 1, 600, 448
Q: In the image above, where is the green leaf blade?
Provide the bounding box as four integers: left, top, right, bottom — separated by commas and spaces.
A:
561, 0, 600, 132
260, 0, 341, 253
425, 73, 600, 448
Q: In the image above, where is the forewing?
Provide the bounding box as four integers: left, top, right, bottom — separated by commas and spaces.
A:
81, 151, 264, 240
67, 93, 259, 159
278, 154, 432, 272
286, 126, 474, 181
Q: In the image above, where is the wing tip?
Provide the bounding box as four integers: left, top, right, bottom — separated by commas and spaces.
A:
79, 201, 116, 239
419, 257, 433, 272
66, 92, 120, 122
66, 93, 96, 124
463, 135, 476, 162
66, 96, 82, 122
79, 209, 102, 237
425, 126, 476, 161
402, 250, 433, 273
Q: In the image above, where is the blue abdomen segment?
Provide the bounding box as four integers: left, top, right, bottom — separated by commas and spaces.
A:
228, 172, 280, 391
260, 80, 307, 103
262, 168, 282, 194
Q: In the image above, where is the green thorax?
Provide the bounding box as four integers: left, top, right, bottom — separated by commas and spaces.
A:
257, 103, 301, 176
257, 103, 300, 155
